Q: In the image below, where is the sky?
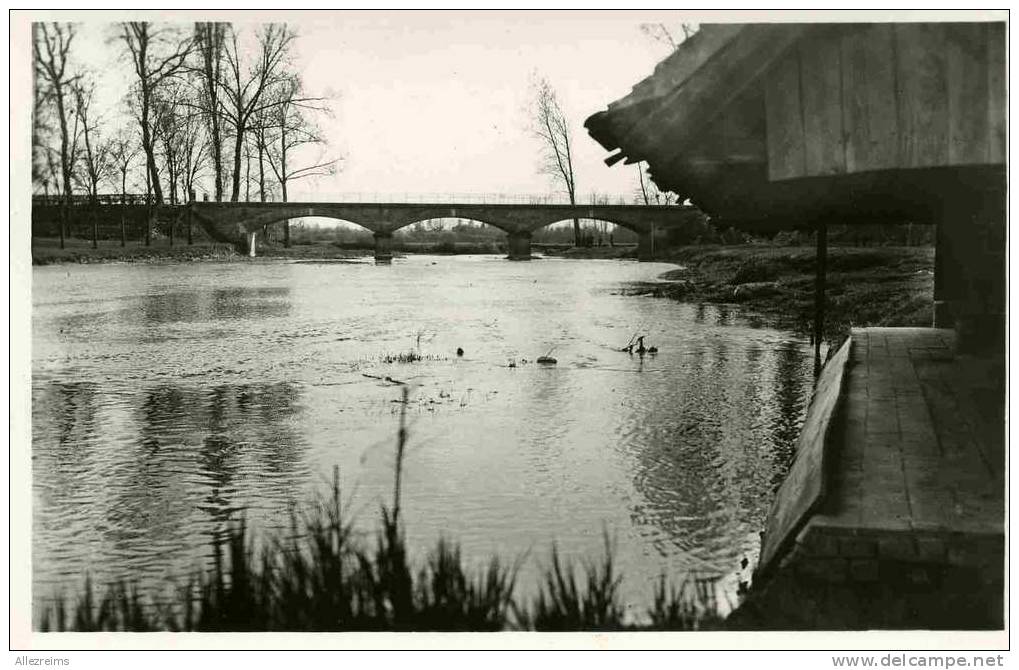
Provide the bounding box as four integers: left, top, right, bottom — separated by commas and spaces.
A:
56, 10, 690, 202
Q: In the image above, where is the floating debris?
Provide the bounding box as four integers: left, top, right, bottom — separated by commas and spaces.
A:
362, 373, 407, 385
537, 346, 558, 365
381, 350, 421, 364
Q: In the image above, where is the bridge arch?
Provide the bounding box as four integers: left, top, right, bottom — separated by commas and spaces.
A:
251, 212, 378, 234
281, 215, 376, 233
535, 217, 643, 235
390, 216, 515, 236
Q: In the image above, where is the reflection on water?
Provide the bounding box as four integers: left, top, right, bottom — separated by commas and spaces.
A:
32, 257, 815, 617
32, 378, 308, 605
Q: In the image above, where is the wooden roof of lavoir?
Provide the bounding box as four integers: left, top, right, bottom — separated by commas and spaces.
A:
585, 22, 1006, 229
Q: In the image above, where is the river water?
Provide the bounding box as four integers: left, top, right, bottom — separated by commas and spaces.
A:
31, 254, 816, 622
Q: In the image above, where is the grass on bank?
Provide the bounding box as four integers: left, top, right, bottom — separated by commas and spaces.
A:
38, 389, 723, 632
630, 244, 935, 340
31, 237, 241, 265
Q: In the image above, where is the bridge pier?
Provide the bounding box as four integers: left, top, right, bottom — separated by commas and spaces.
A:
374, 232, 393, 263
248, 231, 257, 258
507, 231, 531, 261
637, 231, 655, 261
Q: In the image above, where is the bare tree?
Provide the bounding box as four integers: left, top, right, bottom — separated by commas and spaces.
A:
148, 78, 210, 243
107, 129, 140, 246
220, 23, 296, 202
117, 21, 192, 205
72, 78, 113, 248
639, 22, 699, 51
530, 74, 580, 245
176, 108, 209, 206
34, 22, 82, 248
264, 77, 338, 247
193, 22, 227, 201
153, 84, 186, 206
250, 104, 273, 202
635, 162, 678, 206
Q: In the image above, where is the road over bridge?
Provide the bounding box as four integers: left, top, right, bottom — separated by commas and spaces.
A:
188, 200, 704, 261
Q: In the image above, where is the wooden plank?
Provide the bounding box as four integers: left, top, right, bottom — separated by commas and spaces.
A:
758, 338, 853, 576
895, 23, 950, 167
687, 111, 767, 165
946, 23, 990, 165
986, 22, 1006, 164
721, 87, 768, 163
623, 24, 746, 107
637, 24, 806, 162
764, 50, 807, 181
841, 24, 899, 173
799, 31, 846, 177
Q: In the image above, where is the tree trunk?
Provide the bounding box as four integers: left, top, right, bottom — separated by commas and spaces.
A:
145, 174, 152, 246
231, 132, 244, 202
141, 96, 164, 204
212, 128, 223, 201
199, 22, 225, 202
258, 141, 265, 203
568, 190, 580, 246
91, 202, 98, 249
282, 181, 290, 248
120, 177, 127, 247
165, 136, 177, 207
55, 86, 72, 249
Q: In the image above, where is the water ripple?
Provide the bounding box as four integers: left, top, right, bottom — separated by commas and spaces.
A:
32, 257, 814, 614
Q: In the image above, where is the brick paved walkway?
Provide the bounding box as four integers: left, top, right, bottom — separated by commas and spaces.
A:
733, 328, 1005, 629
812, 328, 1004, 554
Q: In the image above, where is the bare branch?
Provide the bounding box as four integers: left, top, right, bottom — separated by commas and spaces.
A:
528, 73, 580, 244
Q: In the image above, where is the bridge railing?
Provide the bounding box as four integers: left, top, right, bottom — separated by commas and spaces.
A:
32, 193, 158, 207
32, 191, 683, 207
270, 192, 647, 206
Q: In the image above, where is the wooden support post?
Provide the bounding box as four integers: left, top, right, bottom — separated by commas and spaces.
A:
813, 221, 828, 375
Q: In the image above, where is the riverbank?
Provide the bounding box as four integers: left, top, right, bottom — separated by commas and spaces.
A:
31, 238, 244, 265
624, 244, 934, 339
30, 237, 642, 265
536, 243, 638, 259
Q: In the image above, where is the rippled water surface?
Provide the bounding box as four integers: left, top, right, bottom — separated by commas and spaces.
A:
32, 255, 816, 618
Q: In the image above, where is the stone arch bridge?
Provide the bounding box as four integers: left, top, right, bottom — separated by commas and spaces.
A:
189, 201, 703, 261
